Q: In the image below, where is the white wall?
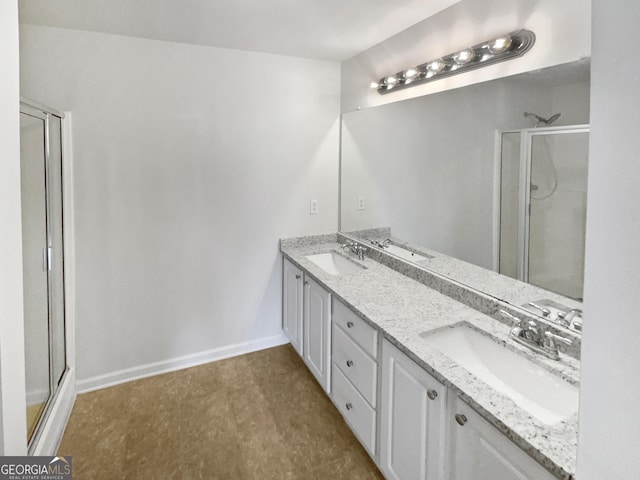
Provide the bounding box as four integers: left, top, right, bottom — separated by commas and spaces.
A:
0, 0, 28, 455
20, 25, 340, 385
577, 0, 640, 478
341, 0, 591, 112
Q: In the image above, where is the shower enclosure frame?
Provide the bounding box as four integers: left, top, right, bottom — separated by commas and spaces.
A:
493, 124, 590, 283
20, 97, 76, 456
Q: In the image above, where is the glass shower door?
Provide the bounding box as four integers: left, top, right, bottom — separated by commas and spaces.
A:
20, 111, 52, 442
47, 115, 67, 388
20, 105, 68, 446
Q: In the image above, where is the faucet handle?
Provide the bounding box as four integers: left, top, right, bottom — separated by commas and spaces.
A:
500, 310, 523, 327
545, 330, 572, 346
498, 310, 527, 332
528, 302, 552, 317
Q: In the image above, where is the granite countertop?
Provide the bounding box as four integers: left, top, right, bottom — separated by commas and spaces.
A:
347, 228, 583, 314
281, 236, 579, 480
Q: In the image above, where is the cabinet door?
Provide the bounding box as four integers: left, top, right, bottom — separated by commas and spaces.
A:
283, 258, 303, 356
303, 276, 331, 393
380, 339, 447, 480
447, 395, 556, 480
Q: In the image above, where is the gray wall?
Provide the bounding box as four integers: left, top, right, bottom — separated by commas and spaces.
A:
577, 1, 640, 478
20, 25, 341, 386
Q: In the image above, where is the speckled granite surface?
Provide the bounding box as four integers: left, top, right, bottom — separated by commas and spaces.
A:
347, 229, 583, 313
281, 239, 579, 480
340, 232, 582, 359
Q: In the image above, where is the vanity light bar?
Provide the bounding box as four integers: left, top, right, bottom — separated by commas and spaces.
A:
373, 29, 536, 95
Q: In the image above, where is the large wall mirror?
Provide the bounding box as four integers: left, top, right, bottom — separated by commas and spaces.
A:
340, 60, 590, 327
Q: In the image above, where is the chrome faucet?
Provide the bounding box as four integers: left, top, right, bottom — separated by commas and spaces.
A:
341, 241, 367, 261
369, 238, 391, 249
500, 310, 572, 360
558, 308, 583, 332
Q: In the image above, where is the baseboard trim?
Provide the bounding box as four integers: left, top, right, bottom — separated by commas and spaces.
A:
77, 333, 290, 393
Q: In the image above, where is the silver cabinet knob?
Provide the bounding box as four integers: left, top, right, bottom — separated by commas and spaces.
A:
347, 321, 354, 328
303, 281, 309, 285
427, 389, 438, 400
295, 274, 301, 279
455, 414, 467, 426
346, 360, 354, 367
346, 403, 353, 411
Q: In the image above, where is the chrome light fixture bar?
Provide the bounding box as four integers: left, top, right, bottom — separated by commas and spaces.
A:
374, 29, 535, 95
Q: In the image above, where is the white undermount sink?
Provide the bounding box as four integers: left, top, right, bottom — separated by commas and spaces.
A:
421, 324, 578, 425
305, 252, 365, 276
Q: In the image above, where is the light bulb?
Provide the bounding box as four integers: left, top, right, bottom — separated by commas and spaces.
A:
370, 81, 379, 89
386, 75, 398, 88
453, 48, 475, 65
488, 35, 513, 54
405, 68, 419, 80
427, 58, 445, 75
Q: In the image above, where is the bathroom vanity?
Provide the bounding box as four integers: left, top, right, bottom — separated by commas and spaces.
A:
281, 234, 579, 480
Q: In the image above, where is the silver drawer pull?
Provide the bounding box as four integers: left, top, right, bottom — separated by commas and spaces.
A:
346, 360, 354, 367
347, 321, 354, 328
427, 389, 438, 400
346, 402, 353, 411
455, 414, 467, 426
303, 280, 309, 285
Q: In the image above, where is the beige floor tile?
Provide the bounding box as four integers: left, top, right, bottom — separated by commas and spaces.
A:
246, 344, 305, 378
57, 345, 383, 480
70, 381, 133, 422
179, 397, 248, 480
58, 415, 127, 480
173, 354, 256, 404
307, 451, 384, 480
128, 370, 179, 412
123, 409, 183, 479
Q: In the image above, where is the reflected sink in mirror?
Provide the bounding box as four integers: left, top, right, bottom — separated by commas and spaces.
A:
305, 252, 366, 276
420, 324, 578, 425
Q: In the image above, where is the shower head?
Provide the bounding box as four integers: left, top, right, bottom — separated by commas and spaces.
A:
546, 113, 562, 125
524, 112, 562, 127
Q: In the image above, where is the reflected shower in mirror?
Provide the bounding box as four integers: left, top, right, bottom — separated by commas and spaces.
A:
499, 125, 589, 301
340, 60, 589, 323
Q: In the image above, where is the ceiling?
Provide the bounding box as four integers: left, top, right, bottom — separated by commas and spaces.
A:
19, 0, 460, 62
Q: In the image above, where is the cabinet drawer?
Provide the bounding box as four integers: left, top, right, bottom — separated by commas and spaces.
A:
332, 299, 378, 358
333, 325, 377, 407
332, 366, 376, 455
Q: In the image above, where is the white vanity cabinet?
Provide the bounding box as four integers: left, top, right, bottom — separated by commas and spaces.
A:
303, 276, 332, 393
283, 258, 304, 356
446, 395, 557, 480
282, 254, 564, 480
331, 299, 378, 456
379, 338, 447, 480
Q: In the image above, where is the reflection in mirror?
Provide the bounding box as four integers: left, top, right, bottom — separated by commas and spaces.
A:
340, 60, 589, 327
499, 127, 589, 301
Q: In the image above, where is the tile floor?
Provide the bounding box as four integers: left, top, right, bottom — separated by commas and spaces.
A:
58, 344, 384, 479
